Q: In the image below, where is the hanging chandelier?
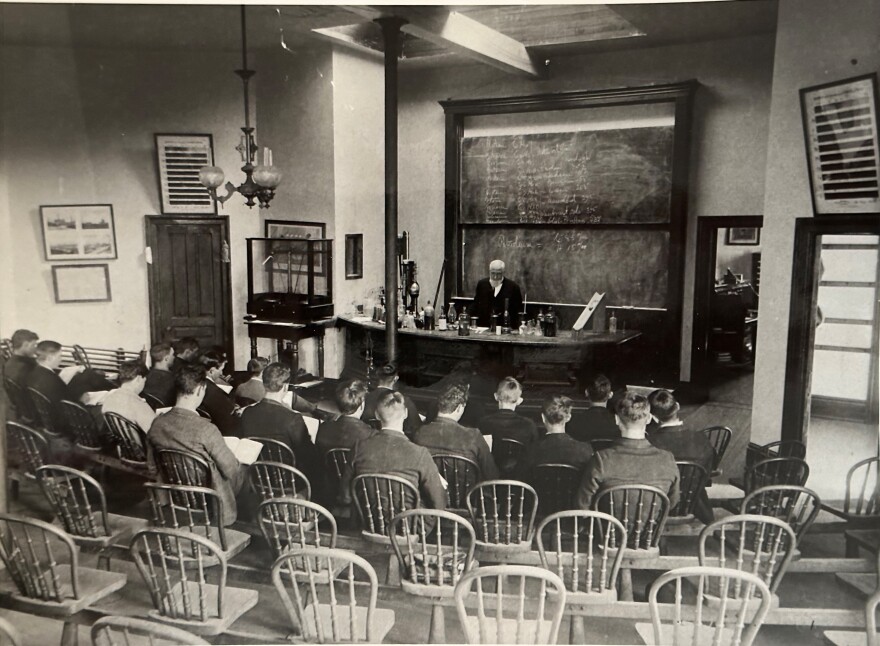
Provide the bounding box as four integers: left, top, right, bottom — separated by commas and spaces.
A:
199, 5, 281, 209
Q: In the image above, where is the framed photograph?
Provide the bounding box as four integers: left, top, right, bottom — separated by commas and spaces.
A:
800, 73, 880, 214
52, 264, 111, 303
725, 227, 761, 246
265, 220, 327, 276
40, 204, 117, 261
155, 133, 217, 215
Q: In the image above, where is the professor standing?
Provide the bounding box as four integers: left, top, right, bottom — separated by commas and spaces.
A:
473, 259, 524, 328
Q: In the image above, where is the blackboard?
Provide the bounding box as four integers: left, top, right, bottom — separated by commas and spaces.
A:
462, 228, 669, 309
460, 127, 674, 225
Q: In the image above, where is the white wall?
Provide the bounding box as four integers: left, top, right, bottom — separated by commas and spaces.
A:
752, 0, 880, 444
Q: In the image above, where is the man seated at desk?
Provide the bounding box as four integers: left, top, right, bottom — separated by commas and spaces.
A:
472, 259, 523, 329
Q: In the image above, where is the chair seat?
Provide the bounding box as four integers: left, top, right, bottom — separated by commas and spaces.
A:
0, 567, 126, 617
706, 483, 745, 501
823, 630, 873, 646
187, 527, 251, 563
302, 602, 395, 642
463, 616, 553, 643
149, 581, 259, 636
53, 513, 149, 548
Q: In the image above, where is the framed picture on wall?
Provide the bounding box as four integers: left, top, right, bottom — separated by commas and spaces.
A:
155, 133, 217, 215
265, 220, 326, 276
800, 73, 880, 214
726, 227, 760, 245
40, 204, 117, 261
52, 264, 111, 303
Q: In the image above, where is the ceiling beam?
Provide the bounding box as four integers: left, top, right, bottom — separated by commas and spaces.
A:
339, 5, 544, 79
311, 23, 384, 57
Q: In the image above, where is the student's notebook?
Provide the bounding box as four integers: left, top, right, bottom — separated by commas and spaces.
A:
223, 436, 263, 465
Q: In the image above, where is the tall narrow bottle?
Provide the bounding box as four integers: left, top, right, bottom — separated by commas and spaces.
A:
448, 303, 457, 330
502, 298, 511, 334
438, 306, 448, 331
546, 307, 557, 337
423, 301, 435, 331
458, 306, 470, 336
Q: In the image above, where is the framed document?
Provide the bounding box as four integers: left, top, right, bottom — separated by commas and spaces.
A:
800, 73, 880, 214
52, 264, 112, 303
40, 204, 117, 261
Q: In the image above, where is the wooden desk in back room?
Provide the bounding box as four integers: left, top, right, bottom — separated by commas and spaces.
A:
337, 315, 641, 390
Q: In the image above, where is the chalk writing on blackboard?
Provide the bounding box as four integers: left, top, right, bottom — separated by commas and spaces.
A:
460, 127, 674, 225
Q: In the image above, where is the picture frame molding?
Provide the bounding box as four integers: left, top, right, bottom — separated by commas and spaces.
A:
725, 226, 761, 246
51, 263, 112, 303
40, 204, 118, 261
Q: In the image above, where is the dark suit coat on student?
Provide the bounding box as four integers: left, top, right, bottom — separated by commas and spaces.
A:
650, 424, 716, 523
3, 355, 36, 385
361, 386, 422, 438
341, 428, 447, 510
148, 407, 246, 526
574, 438, 679, 510
515, 432, 594, 482
26, 363, 71, 431
240, 398, 318, 481
478, 409, 540, 447
413, 417, 499, 481
472, 277, 524, 328
143, 368, 177, 407
200, 380, 240, 437
315, 415, 375, 457
568, 405, 620, 442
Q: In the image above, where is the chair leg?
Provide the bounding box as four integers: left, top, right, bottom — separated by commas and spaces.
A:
98, 551, 111, 571
620, 567, 634, 602
569, 615, 585, 644
428, 603, 446, 644
61, 620, 79, 646
386, 553, 400, 586
10, 478, 19, 501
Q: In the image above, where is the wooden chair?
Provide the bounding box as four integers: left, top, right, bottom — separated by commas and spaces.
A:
740, 484, 821, 544
0, 513, 127, 646
154, 448, 210, 488
103, 412, 149, 468
453, 564, 567, 644
35, 465, 148, 569
27, 386, 64, 438
145, 483, 250, 561
746, 439, 807, 470
843, 456, 880, 521
6, 421, 49, 478
72, 343, 92, 369
248, 461, 311, 502
258, 497, 338, 558
246, 436, 295, 466
531, 463, 581, 517
389, 509, 477, 643
325, 447, 351, 482
142, 392, 166, 411
700, 426, 732, 477
3, 376, 37, 425
0, 617, 22, 646
668, 461, 710, 523
466, 480, 538, 556
593, 484, 670, 601
129, 527, 258, 636
636, 566, 772, 646
272, 546, 396, 643
60, 399, 105, 452
351, 473, 419, 544
433, 453, 481, 512
699, 514, 797, 599
493, 437, 526, 475
90, 615, 210, 646
746, 456, 810, 493
536, 510, 626, 643
824, 551, 880, 646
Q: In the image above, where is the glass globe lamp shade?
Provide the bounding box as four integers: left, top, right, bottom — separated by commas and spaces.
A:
199, 166, 225, 189
253, 165, 283, 189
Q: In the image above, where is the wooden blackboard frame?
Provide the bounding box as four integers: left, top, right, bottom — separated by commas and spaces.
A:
441, 80, 698, 378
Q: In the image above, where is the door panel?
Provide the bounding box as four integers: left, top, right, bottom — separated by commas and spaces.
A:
146, 216, 231, 355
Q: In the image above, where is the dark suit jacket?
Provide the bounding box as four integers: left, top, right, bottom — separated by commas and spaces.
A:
477, 409, 540, 447
472, 277, 523, 328
148, 407, 246, 526
413, 417, 499, 481
200, 380, 240, 437
568, 405, 620, 442
3, 355, 36, 385
26, 364, 71, 432
362, 386, 422, 438
143, 368, 176, 407
315, 415, 375, 457
240, 398, 317, 481
515, 433, 593, 482
650, 424, 715, 523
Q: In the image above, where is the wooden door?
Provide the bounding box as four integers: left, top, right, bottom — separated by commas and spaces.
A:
145, 216, 232, 357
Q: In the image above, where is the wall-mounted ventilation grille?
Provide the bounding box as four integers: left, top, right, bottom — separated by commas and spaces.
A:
155, 134, 216, 215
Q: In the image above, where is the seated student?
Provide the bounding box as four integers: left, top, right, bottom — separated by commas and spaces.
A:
413, 384, 499, 481
26, 340, 82, 431
477, 376, 539, 448
315, 379, 374, 457
515, 396, 593, 482
233, 356, 268, 405
575, 392, 679, 510
172, 337, 200, 369
143, 342, 176, 407
3, 329, 39, 385
647, 389, 715, 523
101, 360, 155, 434
148, 364, 247, 526
361, 364, 421, 437
341, 391, 446, 510
197, 350, 240, 437
239, 362, 317, 474
568, 373, 619, 442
